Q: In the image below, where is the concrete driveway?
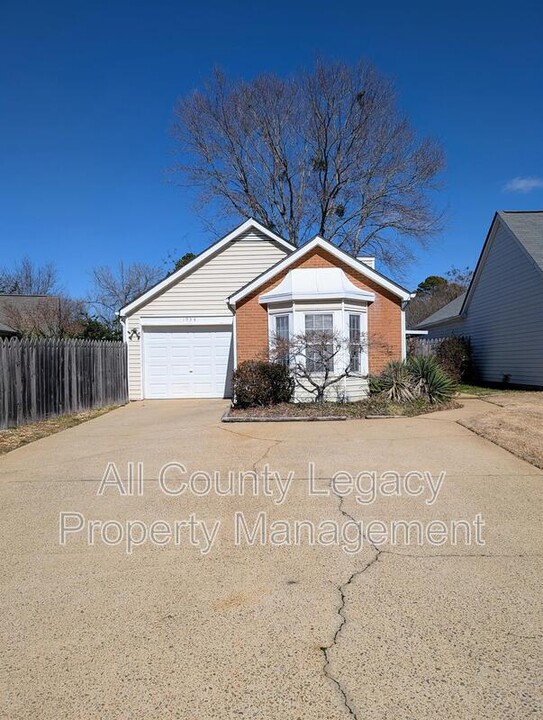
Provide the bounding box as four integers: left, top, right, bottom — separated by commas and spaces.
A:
1, 399, 541, 719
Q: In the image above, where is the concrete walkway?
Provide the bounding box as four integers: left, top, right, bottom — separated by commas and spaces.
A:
1, 399, 541, 719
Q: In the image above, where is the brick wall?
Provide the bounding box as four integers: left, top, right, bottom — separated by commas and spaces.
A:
235, 246, 403, 374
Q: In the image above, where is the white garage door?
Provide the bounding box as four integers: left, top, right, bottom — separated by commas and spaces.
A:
143, 327, 233, 399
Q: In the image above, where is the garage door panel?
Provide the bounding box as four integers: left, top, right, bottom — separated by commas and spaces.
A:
143, 326, 233, 399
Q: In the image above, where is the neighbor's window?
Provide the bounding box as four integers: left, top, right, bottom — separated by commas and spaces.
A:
349, 314, 362, 372
305, 313, 334, 373
275, 315, 290, 366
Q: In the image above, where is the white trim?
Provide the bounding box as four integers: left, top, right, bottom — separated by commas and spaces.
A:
401, 308, 406, 360
140, 315, 233, 327
406, 329, 428, 336
260, 291, 375, 304
232, 313, 237, 369
228, 236, 411, 305
120, 218, 295, 317
458, 213, 499, 318
139, 328, 145, 400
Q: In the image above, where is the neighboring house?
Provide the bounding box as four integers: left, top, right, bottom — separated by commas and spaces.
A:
415, 211, 543, 387
0, 295, 61, 338
119, 218, 412, 401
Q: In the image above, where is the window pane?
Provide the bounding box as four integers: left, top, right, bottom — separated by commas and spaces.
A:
349, 314, 360, 343
275, 315, 289, 339
349, 314, 361, 372
275, 315, 289, 366
305, 313, 333, 332
304, 314, 334, 374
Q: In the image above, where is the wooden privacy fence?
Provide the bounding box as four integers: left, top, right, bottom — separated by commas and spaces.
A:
0, 337, 128, 429
407, 336, 444, 357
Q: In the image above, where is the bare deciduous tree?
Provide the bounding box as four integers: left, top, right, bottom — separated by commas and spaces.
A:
0, 257, 58, 295
172, 60, 444, 267
4, 296, 85, 338
271, 328, 367, 403
88, 262, 164, 326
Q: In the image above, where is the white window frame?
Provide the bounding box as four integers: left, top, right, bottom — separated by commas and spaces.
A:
348, 313, 362, 374
274, 313, 290, 366
304, 312, 334, 374
266, 303, 368, 383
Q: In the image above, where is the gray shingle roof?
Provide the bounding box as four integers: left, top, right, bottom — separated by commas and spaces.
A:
414, 291, 467, 329
0, 295, 59, 336
498, 211, 543, 272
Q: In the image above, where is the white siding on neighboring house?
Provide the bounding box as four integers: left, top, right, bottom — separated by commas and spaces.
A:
125, 228, 289, 399
426, 220, 543, 386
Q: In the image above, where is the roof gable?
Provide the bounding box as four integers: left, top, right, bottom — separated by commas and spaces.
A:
120, 219, 295, 317
498, 211, 543, 273
460, 211, 543, 318
228, 236, 412, 305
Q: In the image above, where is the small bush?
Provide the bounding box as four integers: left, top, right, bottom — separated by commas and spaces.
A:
233, 360, 293, 407
372, 356, 457, 406
374, 361, 415, 403
435, 336, 472, 383
368, 375, 383, 394
407, 355, 457, 404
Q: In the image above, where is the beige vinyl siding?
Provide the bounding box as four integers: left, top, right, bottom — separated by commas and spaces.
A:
125, 229, 289, 399
134, 230, 286, 318
426, 220, 543, 386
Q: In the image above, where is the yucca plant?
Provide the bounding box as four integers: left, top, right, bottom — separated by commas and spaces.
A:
407, 355, 456, 404
376, 361, 415, 402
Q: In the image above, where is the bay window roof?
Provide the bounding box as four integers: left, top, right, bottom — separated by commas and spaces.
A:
259, 268, 375, 305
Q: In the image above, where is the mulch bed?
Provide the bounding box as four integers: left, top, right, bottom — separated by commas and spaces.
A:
225, 399, 461, 422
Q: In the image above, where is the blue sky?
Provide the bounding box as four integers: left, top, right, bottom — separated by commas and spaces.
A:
1, 0, 542, 296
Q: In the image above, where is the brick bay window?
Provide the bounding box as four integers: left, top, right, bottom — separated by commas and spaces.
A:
260, 267, 375, 402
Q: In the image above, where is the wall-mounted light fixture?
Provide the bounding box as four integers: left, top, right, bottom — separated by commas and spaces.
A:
128, 328, 141, 341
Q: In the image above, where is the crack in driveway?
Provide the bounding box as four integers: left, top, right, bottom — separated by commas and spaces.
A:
318, 491, 540, 718
320, 491, 382, 719
217, 425, 284, 472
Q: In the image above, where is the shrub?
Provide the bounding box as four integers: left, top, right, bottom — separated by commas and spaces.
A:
407, 355, 457, 404
435, 336, 472, 383
374, 361, 415, 403
368, 374, 383, 394
372, 356, 457, 406
233, 360, 293, 407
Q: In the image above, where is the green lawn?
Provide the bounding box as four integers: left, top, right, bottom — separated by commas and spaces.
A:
457, 383, 498, 396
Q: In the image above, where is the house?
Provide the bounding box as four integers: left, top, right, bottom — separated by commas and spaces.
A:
0, 295, 61, 338
119, 219, 412, 401
415, 211, 543, 388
